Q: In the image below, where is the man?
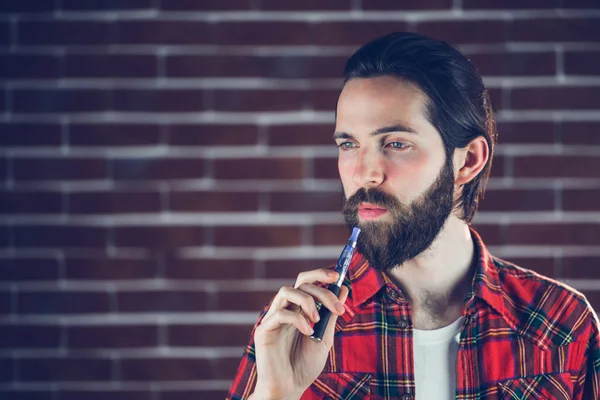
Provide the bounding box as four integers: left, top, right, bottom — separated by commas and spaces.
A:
227, 32, 600, 399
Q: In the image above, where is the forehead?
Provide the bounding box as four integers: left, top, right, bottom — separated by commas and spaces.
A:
335, 76, 432, 134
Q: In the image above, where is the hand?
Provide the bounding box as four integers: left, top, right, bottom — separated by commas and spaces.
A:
250, 268, 349, 400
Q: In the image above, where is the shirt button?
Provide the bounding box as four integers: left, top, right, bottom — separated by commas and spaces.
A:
398, 319, 409, 329
401, 393, 413, 400
388, 290, 399, 301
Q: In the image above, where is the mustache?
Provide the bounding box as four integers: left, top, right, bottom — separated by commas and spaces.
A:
342, 187, 404, 216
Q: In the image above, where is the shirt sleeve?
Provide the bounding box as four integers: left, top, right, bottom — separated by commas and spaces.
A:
226, 300, 272, 400
575, 304, 600, 399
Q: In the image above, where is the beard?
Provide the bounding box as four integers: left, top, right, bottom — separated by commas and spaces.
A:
342, 158, 455, 272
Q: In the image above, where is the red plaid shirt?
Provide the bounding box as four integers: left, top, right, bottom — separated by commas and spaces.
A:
228, 229, 600, 399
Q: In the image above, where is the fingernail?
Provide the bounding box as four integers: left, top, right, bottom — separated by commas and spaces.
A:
313, 311, 320, 322
335, 302, 345, 314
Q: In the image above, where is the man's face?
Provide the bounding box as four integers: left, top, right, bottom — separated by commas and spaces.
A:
335, 76, 456, 271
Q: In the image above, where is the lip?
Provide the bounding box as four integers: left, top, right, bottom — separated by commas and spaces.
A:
357, 203, 388, 220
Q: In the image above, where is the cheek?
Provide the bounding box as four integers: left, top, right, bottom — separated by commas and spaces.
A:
338, 156, 356, 195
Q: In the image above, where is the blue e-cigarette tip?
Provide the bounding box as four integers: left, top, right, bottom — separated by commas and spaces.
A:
350, 227, 361, 243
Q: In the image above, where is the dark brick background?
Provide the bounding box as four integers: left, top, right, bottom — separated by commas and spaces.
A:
1, 1, 600, 399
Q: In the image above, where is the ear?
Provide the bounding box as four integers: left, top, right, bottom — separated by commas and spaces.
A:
453, 136, 489, 186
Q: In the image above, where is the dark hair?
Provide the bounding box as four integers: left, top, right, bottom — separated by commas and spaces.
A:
343, 32, 497, 223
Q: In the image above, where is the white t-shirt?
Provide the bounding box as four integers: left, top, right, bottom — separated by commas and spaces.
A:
413, 317, 464, 400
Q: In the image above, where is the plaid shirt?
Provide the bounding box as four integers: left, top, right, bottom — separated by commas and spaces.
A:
228, 229, 600, 399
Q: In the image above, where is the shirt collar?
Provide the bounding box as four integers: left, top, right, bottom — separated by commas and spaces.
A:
347, 227, 506, 318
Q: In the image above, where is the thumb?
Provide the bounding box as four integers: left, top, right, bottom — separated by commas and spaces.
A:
321, 285, 349, 346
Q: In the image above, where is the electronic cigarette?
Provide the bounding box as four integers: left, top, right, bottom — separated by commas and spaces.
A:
310, 227, 360, 342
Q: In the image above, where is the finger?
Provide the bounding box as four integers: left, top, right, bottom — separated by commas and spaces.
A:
321, 285, 349, 345
297, 282, 346, 316
264, 286, 320, 323
258, 308, 314, 337
294, 268, 339, 289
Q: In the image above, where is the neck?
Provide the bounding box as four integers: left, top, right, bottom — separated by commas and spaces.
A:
385, 216, 476, 329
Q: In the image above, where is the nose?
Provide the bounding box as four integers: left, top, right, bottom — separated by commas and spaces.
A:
352, 149, 385, 188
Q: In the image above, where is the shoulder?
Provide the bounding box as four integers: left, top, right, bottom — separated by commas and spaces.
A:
491, 256, 598, 348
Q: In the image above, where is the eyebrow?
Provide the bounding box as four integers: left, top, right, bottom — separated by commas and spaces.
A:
333, 124, 419, 140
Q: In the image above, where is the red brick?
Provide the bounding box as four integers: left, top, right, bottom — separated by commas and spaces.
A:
214, 226, 302, 247
563, 189, 600, 211
269, 190, 341, 212
313, 224, 350, 246
18, 291, 110, 314
215, 290, 274, 311
471, 224, 503, 245
267, 124, 335, 146
264, 258, 334, 279
313, 157, 338, 179
507, 224, 600, 245
467, 52, 555, 76
561, 256, 600, 279
160, 0, 251, 10
64, 257, 159, 280
170, 191, 259, 212
162, 390, 228, 400
113, 157, 205, 180
0, 257, 59, 281
216, 22, 310, 45
0, 391, 52, 400
478, 189, 555, 212
120, 357, 236, 380
213, 89, 308, 112
14, 157, 106, 181
113, 89, 206, 112
167, 124, 258, 146
0, 55, 60, 79
68, 325, 158, 348
562, 122, 600, 145
168, 324, 252, 346
59, 391, 151, 400
66, 54, 157, 78
117, 291, 207, 312
310, 89, 341, 111
167, 55, 346, 79
0, 226, 9, 248
565, 51, 600, 76
513, 18, 600, 43
0, 291, 10, 314
13, 89, 111, 113
0, 2, 54, 12
0, 190, 62, 214
499, 257, 556, 279
0, 22, 8, 46
61, 0, 152, 10
262, 0, 350, 9
463, 0, 557, 8
312, 22, 409, 46
18, 20, 112, 45
513, 156, 600, 178
489, 155, 505, 177
117, 20, 212, 44
0, 123, 62, 146
214, 158, 304, 180
487, 88, 503, 112
114, 225, 205, 248
511, 87, 600, 110
14, 225, 107, 249
69, 190, 161, 214
0, 324, 61, 348
496, 121, 556, 144
416, 20, 509, 44
165, 258, 255, 280
69, 123, 160, 147
19, 358, 112, 381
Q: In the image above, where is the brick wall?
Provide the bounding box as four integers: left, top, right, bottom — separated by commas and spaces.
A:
2, 1, 600, 399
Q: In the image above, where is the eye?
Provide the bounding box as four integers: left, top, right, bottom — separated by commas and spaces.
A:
337, 141, 357, 150
386, 142, 409, 150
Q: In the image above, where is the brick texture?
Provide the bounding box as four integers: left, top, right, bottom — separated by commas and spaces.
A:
1, 3, 599, 399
